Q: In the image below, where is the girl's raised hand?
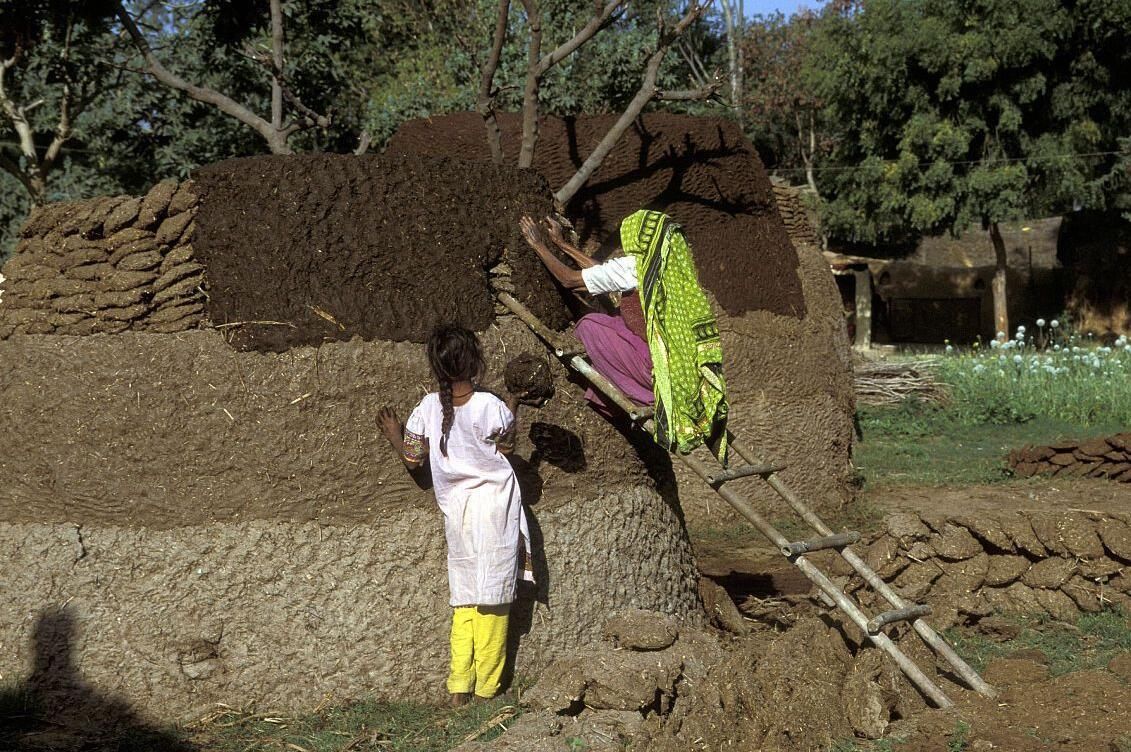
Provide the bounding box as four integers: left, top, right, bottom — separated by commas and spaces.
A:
377, 406, 402, 446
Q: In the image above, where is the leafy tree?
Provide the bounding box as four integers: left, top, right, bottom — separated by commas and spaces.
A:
808, 0, 1131, 335
741, 11, 827, 191
0, 1, 123, 206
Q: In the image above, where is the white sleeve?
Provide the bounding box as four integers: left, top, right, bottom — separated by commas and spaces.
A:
581, 256, 638, 294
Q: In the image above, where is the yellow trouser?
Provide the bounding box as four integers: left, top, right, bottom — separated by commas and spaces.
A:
447, 605, 510, 698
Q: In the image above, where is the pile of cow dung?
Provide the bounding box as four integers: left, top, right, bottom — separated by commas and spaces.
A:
842, 509, 1131, 630
0, 180, 203, 338
191, 153, 563, 351
1008, 434, 1131, 481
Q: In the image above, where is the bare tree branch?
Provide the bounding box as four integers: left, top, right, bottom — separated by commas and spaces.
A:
278, 77, 330, 129
0, 148, 33, 194
478, 0, 510, 164
355, 131, 372, 156
114, 1, 291, 153
676, 38, 710, 88
0, 49, 48, 202
554, 1, 717, 207
516, 0, 629, 169
535, 0, 626, 76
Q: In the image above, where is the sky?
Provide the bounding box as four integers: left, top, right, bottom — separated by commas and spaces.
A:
742, 0, 826, 18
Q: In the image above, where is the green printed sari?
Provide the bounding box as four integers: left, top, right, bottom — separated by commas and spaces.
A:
620, 209, 728, 464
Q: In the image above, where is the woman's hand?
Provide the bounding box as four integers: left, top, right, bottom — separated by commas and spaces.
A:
377, 406, 402, 446
520, 216, 547, 251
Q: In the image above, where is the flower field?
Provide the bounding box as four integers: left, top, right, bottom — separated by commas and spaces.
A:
938, 320, 1131, 426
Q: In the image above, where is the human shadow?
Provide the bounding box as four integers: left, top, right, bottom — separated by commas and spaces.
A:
500, 453, 551, 696
1, 607, 194, 751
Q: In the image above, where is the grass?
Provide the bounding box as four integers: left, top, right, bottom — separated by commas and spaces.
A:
853, 401, 1127, 489
943, 608, 1131, 676
690, 498, 887, 549
185, 696, 520, 752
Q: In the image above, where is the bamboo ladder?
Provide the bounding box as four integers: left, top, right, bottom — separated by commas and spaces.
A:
497, 291, 996, 709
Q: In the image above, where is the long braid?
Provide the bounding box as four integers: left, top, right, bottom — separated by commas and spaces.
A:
438, 378, 454, 457
427, 324, 485, 460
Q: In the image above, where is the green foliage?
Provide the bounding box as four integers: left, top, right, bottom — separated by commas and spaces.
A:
947, 720, 971, 752
854, 400, 1126, 488
945, 609, 1131, 676
806, 0, 1131, 243
361, 0, 695, 149
937, 326, 1131, 426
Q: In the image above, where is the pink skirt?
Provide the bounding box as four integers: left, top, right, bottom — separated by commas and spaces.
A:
574, 312, 654, 412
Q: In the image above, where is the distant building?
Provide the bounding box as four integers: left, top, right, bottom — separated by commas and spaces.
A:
771, 181, 1071, 346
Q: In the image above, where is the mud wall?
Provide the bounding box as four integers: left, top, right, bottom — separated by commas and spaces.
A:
771, 181, 822, 249
1059, 210, 1131, 337
0, 321, 701, 721
0, 180, 203, 338
1009, 434, 1131, 481
841, 509, 1131, 631
388, 112, 856, 517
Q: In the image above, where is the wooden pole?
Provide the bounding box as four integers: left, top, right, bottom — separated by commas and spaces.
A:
853, 267, 872, 349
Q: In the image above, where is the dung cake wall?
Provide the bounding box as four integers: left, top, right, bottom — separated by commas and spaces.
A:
0, 180, 204, 338
838, 509, 1131, 631
389, 113, 856, 517
0, 323, 701, 721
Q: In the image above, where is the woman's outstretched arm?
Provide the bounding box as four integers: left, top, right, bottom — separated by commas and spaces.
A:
520, 216, 586, 292
543, 217, 600, 270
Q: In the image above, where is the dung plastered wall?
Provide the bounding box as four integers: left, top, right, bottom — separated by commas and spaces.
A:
0, 320, 700, 722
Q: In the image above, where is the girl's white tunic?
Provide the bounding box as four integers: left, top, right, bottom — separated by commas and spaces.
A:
405, 391, 530, 607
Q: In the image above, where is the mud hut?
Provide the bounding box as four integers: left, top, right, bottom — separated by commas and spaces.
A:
0, 115, 855, 722
387, 112, 856, 523
0, 155, 701, 722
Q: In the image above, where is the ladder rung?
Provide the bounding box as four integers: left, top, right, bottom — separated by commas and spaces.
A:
780, 531, 860, 557
707, 462, 783, 485
867, 604, 932, 634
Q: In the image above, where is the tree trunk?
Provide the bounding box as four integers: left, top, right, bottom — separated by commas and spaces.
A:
270, 0, 285, 132
517, 0, 543, 169
989, 221, 1009, 337
721, 0, 740, 111
478, 0, 511, 164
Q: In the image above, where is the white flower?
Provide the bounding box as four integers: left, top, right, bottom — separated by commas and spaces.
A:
1036, 318, 1046, 327
990, 339, 1000, 349
973, 364, 986, 374
1050, 319, 1059, 328
1013, 355, 1023, 364
1017, 325, 1026, 334
997, 331, 1006, 339
1053, 344, 1061, 351
945, 344, 954, 353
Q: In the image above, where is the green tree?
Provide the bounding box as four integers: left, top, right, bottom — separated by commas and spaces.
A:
809, 0, 1131, 335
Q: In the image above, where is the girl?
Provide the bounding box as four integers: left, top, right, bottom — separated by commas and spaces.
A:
377, 324, 531, 706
